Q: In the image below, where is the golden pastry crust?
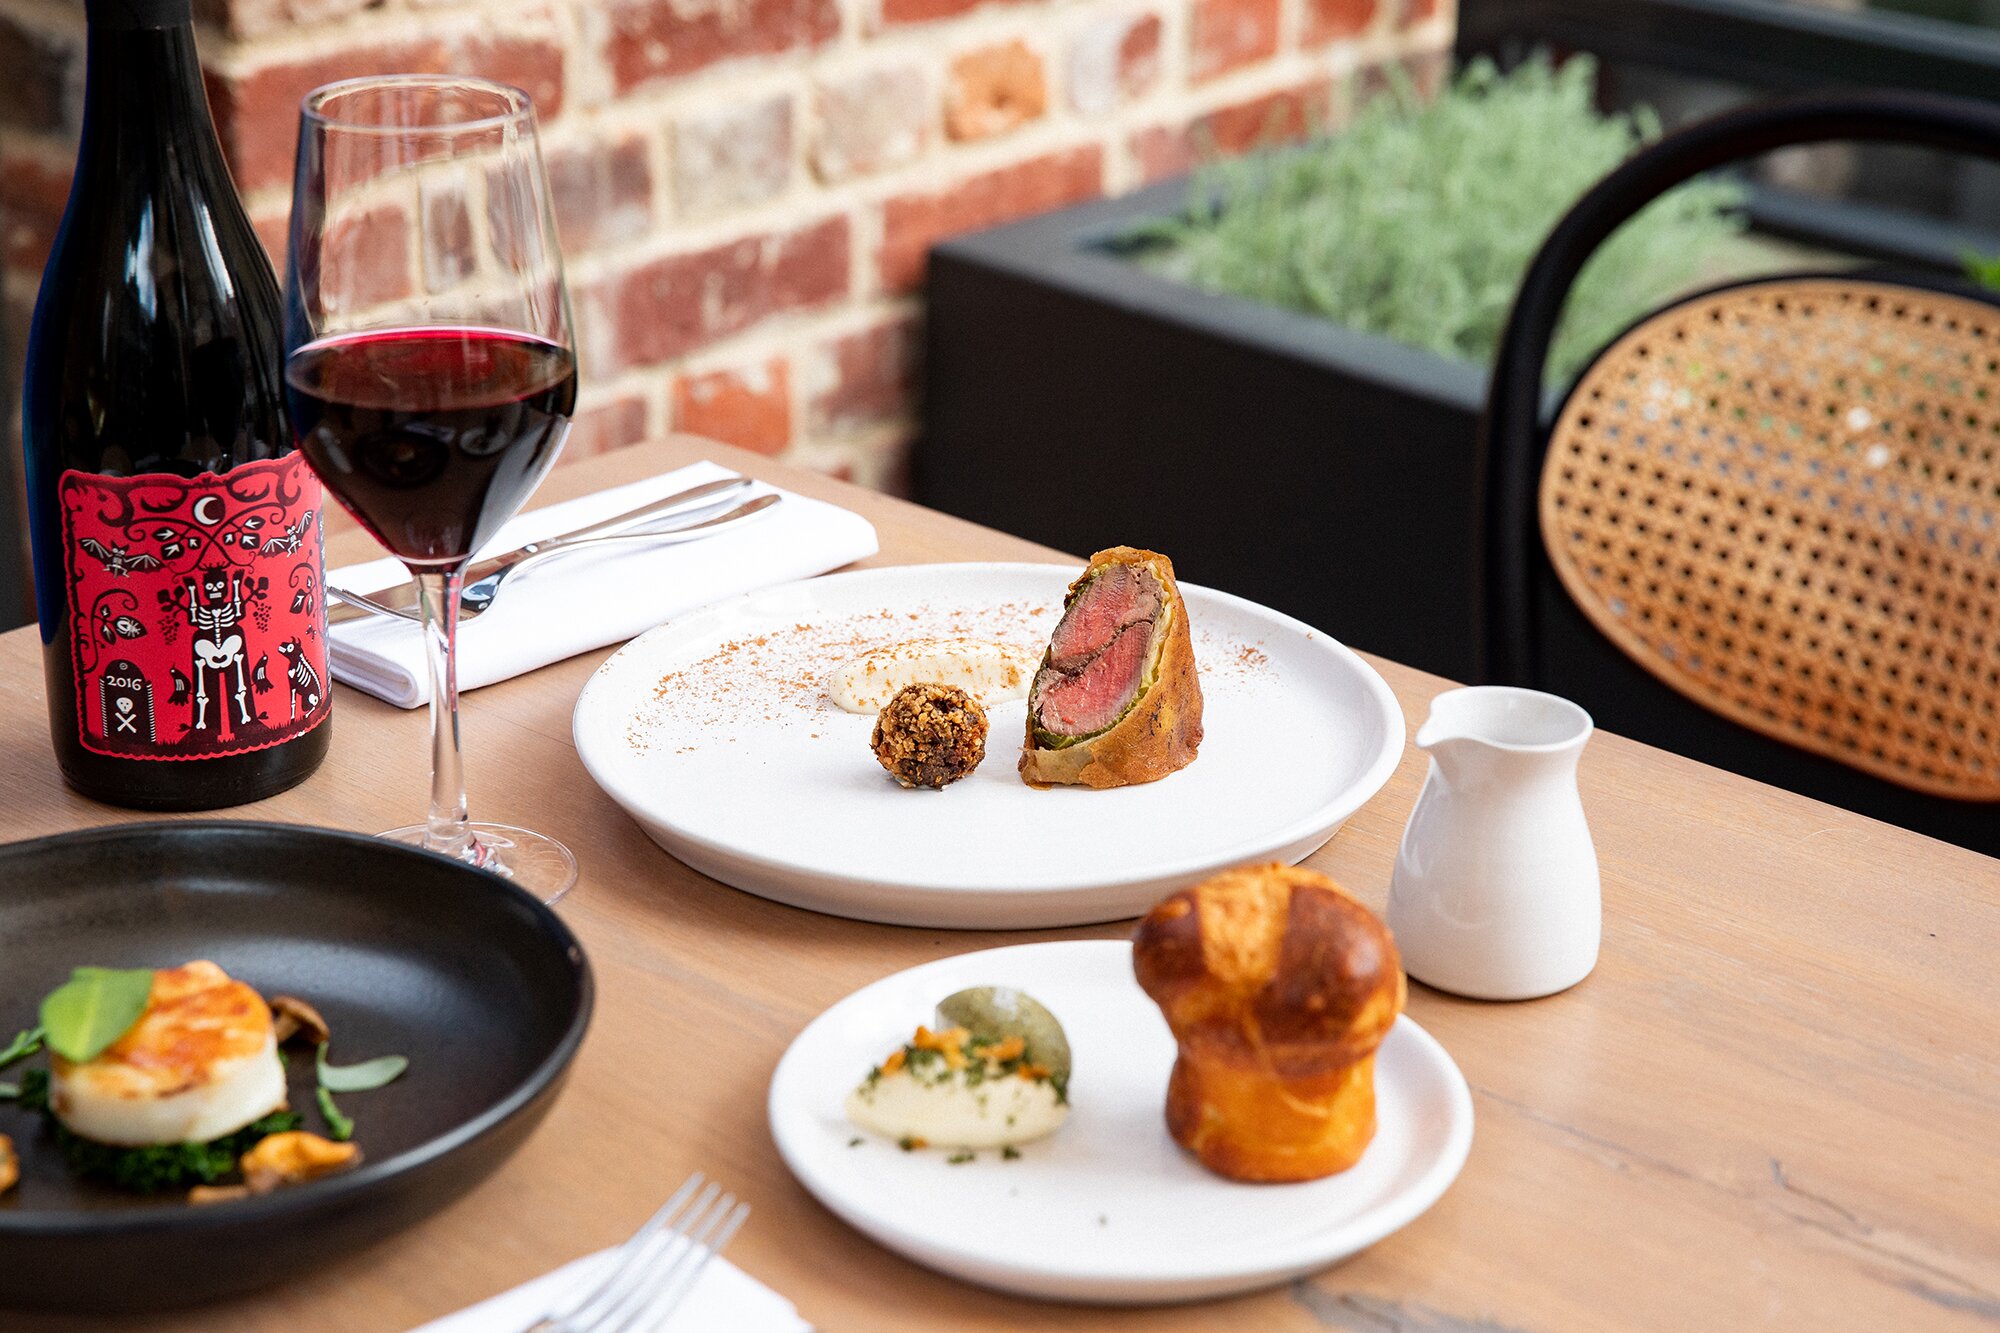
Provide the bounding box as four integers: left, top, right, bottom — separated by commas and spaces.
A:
1133, 864, 1405, 1182
1019, 547, 1204, 789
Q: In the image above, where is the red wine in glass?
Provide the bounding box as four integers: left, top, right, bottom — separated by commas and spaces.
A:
285, 327, 577, 566
284, 75, 580, 902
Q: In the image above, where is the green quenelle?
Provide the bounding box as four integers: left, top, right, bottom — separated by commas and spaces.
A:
934, 987, 1072, 1086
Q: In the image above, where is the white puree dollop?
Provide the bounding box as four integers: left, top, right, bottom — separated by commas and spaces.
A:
845, 1031, 1068, 1150
827, 638, 1037, 715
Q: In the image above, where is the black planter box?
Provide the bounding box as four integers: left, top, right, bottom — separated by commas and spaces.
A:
917, 179, 1487, 681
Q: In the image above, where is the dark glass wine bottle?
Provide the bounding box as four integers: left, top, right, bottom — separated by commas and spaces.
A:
22, 0, 331, 809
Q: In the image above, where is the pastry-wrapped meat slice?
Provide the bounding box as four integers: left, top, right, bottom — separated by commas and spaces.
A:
1019, 547, 1203, 788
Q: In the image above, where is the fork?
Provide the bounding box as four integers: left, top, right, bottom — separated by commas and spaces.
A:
328, 493, 780, 626
522, 1173, 750, 1333
457, 493, 778, 615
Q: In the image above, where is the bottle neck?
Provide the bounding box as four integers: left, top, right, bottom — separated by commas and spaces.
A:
79, 7, 223, 167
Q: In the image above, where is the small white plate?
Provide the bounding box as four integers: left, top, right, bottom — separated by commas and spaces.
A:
574, 563, 1404, 928
768, 940, 1473, 1304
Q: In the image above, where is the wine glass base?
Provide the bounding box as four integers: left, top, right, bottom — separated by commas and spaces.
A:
381, 822, 577, 905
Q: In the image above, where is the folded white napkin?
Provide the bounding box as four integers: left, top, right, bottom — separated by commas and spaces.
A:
329, 460, 879, 708
408, 1244, 810, 1333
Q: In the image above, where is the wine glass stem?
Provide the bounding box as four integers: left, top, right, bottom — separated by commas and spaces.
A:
414, 567, 472, 859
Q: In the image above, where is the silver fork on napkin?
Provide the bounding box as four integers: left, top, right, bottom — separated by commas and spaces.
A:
522, 1173, 750, 1333
457, 493, 779, 615
328, 488, 779, 625
326, 474, 751, 624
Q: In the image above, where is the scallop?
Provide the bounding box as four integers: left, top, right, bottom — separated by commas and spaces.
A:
49, 961, 287, 1147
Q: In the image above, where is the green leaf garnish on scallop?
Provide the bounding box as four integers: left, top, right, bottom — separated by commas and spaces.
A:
39, 967, 154, 1063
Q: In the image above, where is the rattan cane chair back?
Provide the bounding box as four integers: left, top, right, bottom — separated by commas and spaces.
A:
1482, 93, 2000, 845
1540, 277, 2000, 799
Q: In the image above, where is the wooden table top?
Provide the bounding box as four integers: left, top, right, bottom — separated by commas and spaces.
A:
3, 438, 1995, 1332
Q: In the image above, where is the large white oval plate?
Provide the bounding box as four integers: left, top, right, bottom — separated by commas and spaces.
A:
769, 940, 1473, 1304
573, 562, 1404, 928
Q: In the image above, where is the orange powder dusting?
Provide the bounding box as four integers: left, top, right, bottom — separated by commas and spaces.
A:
621, 597, 1270, 757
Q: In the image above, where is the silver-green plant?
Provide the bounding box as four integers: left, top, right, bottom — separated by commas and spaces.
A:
1131, 55, 1746, 382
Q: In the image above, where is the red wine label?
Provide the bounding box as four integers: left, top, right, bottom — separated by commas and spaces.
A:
58, 455, 331, 761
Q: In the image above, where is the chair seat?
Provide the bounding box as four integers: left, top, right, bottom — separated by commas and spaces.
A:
1540, 276, 2000, 800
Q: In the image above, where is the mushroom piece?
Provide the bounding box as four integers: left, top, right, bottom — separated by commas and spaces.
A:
188, 1184, 252, 1206
0, 1134, 16, 1196
268, 995, 330, 1046
239, 1131, 361, 1194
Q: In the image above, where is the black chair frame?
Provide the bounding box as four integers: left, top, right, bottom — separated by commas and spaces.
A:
1478, 90, 2000, 852
1482, 89, 2000, 683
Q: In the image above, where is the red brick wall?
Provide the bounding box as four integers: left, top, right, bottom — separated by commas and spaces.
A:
0, 0, 1452, 489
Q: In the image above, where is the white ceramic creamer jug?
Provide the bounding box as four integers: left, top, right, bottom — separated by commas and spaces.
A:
1387, 686, 1600, 1001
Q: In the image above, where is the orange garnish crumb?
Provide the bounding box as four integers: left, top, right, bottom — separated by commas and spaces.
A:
981, 1035, 1026, 1063
913, 1025, 972, 1069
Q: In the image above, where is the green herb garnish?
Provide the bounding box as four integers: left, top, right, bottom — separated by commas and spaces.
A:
316, 1044, 408, 1093
316, 1087, 354, 1142
847, 1136, 864, 1148
946, 1151, 975, 1165
16, 1070, 299, 1193
39, 968, 153, 1063
0, 1082, 18, 1101
1002, 1146, 1021, 1161
0, 1026, 44, 1068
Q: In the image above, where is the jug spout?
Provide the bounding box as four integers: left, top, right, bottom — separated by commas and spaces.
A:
1414, 730, 1491, 782
1415, 687, 1593, 781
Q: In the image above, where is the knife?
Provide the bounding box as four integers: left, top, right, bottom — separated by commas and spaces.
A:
326, 475, 752, 626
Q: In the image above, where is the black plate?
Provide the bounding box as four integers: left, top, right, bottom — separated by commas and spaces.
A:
0, 821, 592, 1314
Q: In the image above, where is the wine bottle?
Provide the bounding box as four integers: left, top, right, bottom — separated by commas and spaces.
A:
22, 0, 331, 809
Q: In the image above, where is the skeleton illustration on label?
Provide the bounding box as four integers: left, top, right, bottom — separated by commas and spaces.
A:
60, 454, 330, 760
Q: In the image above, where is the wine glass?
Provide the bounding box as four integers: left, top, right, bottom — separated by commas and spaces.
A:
283, 75, 578, 902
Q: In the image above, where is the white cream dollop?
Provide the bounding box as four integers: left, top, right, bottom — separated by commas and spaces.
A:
844, 1029, 1068, 1150
846, 1067, 1067, 1150
827, 638, 1036, 715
